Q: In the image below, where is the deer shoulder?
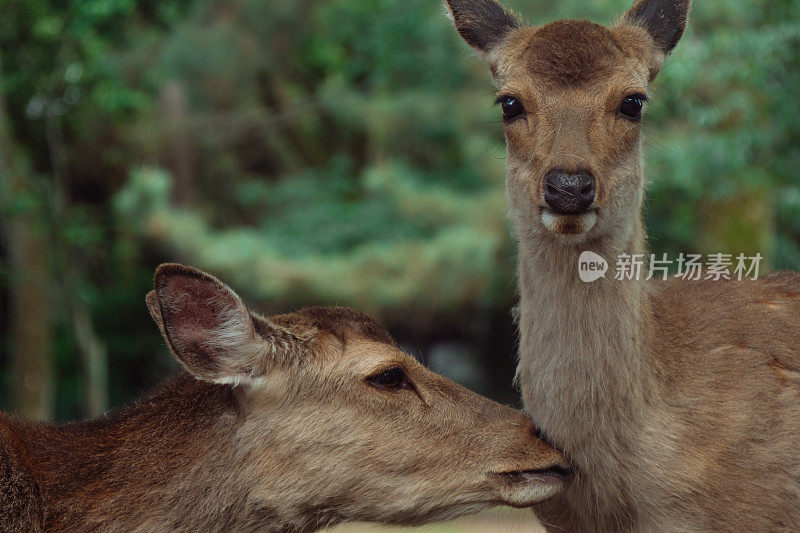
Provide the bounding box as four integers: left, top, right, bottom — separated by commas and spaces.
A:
0, 415, 44, 532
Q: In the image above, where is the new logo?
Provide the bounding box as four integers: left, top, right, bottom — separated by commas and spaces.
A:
578, 251, 608, 282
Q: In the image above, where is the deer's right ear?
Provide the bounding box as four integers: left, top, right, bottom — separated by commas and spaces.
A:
444, 0, 521, 55
151, 263, 302, 385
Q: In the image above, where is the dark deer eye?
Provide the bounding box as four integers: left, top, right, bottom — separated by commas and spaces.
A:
497, 95, 524, 120
619, 94, 646, 120
367, 367, 410, 390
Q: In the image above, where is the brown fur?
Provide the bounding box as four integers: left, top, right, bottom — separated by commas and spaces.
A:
446, 0, 800, 530
0, 264, 569, 532
522, 21, 633, 87
270, 306, 395, 347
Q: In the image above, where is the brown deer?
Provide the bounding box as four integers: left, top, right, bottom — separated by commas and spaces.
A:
445, 0, 800, 530
0, 263, 570, 533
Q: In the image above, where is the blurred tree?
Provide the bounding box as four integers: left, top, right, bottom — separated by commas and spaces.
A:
1, 0, 798, 417
1, 51, 54, 419
641, 0, 800, 268
158, 80, 197, 206
0, 0, 197, 417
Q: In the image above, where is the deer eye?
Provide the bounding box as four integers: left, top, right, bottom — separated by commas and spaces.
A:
497, 95, 525, 120
619, 94, 646, 120
367, 367, 410, 390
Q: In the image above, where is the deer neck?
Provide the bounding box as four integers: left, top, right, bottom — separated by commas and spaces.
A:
16, 374, 343, 533
515, 212, 657, 466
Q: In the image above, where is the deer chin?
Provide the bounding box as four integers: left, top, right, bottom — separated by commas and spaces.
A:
491, 464, 571, 507
540, 208, 597, 236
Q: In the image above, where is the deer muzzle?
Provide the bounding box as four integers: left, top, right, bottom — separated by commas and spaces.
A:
491, 461, 572, 506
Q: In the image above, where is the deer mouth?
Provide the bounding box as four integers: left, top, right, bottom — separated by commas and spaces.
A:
494, 463, 572, 485
540, 207, 597, 235
491, 463, 571, 506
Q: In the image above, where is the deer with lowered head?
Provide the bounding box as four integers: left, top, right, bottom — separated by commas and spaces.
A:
0, 263, 571, 532
445, 0, 800, 530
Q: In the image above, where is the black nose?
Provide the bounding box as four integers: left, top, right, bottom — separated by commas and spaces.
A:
543, 169, 595, 215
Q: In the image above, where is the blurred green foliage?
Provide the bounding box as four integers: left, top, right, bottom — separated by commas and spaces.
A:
1, 0, 799, 418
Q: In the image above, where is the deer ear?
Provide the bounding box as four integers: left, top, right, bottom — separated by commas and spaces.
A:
444, 0, 521, 54
146, 290, 167, 338
620, 0, 691, 66
152, 263, 292, 385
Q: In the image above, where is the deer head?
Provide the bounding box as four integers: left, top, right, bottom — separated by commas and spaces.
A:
445, 0, 690, 244
146, 264, 569, 526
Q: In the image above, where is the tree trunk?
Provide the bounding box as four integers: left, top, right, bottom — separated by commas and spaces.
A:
44, 95, 109, 418
159, 80, 196, 206
71, 300, 108, 417
6, 216, 54, 420
0, 51, 54, 419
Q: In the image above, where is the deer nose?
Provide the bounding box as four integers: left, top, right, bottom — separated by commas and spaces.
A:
543, 169, 595, 215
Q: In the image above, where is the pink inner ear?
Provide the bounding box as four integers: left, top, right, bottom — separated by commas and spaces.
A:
164, 275, 232, 333
157, 271, 253, 376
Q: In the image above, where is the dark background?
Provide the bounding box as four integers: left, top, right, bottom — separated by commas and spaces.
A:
1, 0, 798, 421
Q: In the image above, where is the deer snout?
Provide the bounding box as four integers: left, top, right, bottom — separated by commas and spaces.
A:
544, 168, 595, 215
486, 416, 571, 506
491, 455, 570, 507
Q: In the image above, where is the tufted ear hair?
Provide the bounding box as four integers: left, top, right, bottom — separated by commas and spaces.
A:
146, 290, 167, 338
619, 0, 691, 76
444, 0, 521, 55
149, 263, 306, 385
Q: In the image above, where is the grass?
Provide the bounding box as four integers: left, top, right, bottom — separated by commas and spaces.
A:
324, 508, 546, 532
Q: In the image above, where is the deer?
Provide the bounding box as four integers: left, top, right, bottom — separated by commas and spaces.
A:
0, 263, 571, 533
444, 0, 800, 530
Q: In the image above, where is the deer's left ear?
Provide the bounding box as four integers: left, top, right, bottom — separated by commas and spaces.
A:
444, 0, 521, 55
150, 263, 305, 385
620, 0, 691, 74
